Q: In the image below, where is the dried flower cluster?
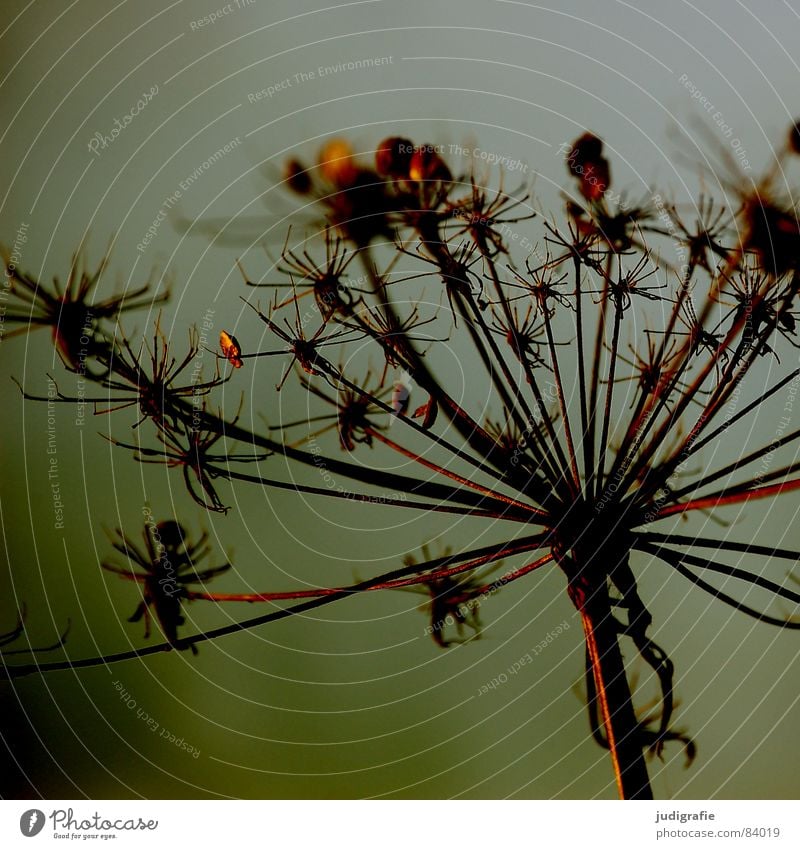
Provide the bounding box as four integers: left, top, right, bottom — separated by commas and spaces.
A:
4, 126, 800, 799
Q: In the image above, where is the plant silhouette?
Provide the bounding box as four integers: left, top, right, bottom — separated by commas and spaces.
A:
4, 128, 800, 800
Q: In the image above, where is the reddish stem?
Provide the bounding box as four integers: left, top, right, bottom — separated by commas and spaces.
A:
366, 427, 546, 518
187, 551, 555, 604
653, 476, 800, 520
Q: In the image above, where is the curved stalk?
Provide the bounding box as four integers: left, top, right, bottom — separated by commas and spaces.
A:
577, 585, 653, 799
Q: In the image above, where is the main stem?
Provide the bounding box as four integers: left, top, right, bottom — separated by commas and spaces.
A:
565, 556, 653, 800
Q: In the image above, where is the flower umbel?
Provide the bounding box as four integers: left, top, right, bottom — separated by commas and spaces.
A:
7, 128, 800, 801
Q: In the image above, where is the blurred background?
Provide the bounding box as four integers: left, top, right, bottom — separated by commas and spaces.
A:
0, 0, 798, 799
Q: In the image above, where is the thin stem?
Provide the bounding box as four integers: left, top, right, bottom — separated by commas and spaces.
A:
2, 534, 548, 680
633, 532, 800, 561
414, 221, 568, 502
573, 257, 592, 495
651, 476, 800, 520
453, 288, 535, 446
466, 286, 541, 430
173, 400, 513, 513
585, 261, 611, 480
209, 465, 533, 522
365, 427, 546, 519
601, 270, 701, 497
596, 302, 623, 499
688, 368, 800, 457
634, 543, 800, 605
663, 427, 800, 504
624, 287, 773, 501
579, 590, 653, 799
471, 553, 554, 595
189, 548, 555, 603
614, 344, 714, 502
636, 542, 800, 629
559, 524, 655, 799
625, 269, 694, 432
542, 305, 581, 490
323, 361, 533, 501
358, 246, 551, 502
479, 240, 566, 489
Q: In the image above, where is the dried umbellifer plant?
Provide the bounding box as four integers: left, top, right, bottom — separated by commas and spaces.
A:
4, 125, 800, 800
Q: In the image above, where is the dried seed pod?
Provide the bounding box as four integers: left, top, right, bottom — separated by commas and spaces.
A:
220, 330, 243, 368
375, 136, 414, 178
319, 138, 359, 187
284, 158, 311, 194
409, 144, 452, 184
568, 132, 604, 169
567, 132, 610, 201
155, 521, 186, 550
743, 198, 800, 275
789, 120, 800, 155
412, 396, 438, 429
